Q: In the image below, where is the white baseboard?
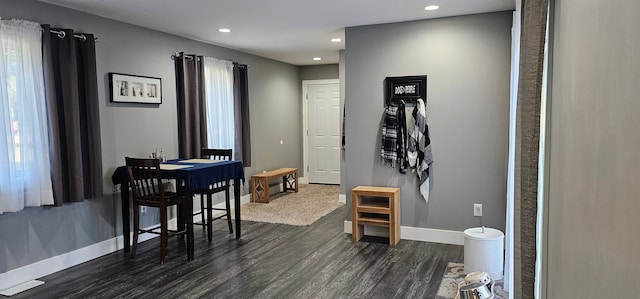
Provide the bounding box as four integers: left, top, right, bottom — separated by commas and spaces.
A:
0, 280, 45, 296
0, 189, 259, 293
0, 218, 188, 293
0, 237, 119, 292
192, 192, 252, 214
173, 193, 251, 229
344, 220, 464, 245
1, 190, 257, 291
241, 193, 251, 204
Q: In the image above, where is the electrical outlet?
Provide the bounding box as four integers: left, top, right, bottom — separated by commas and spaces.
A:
141, 206, 147, 214
473, 204, 482, 217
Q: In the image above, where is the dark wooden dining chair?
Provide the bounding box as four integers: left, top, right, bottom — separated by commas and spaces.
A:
125, 157, 187, 264
194, 148, 233, 242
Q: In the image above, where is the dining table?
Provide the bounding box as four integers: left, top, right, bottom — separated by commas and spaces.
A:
111, 158, 245, 261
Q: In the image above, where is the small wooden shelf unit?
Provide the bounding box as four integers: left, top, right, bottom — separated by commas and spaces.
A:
351, 186, 400, 246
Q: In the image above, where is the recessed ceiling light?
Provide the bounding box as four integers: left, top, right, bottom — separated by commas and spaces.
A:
331, 38, 342, 43
424, 5, 439, 11
218, 28, 231, 33
313, 57, 322, 61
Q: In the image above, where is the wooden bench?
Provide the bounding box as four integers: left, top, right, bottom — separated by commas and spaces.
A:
352, 186, 401, 246
251, 168, 298, 203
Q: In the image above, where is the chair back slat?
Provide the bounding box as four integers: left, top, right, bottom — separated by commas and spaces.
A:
200, 149, 232, 188
126, 157, 164, 202
201, 148, 232, 161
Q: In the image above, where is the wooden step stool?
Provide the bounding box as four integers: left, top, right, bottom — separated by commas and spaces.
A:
351, 186, 400, 246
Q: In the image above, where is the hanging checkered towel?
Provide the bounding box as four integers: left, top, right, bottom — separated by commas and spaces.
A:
381, 101, 408, 172
397, 100, 408, 173
408, 98, 432, 202
381, 103, 399, 167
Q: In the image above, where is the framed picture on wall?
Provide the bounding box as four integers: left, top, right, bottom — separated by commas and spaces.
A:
385, 75, 427, 105
109, 72, 162, 104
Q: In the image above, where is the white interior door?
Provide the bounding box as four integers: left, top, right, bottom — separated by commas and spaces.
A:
306, 82, 340, 184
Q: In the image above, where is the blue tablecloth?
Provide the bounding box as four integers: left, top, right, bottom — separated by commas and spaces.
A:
111, 159, 245, 190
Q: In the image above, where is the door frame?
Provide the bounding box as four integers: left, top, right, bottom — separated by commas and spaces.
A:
302, 79, 340, 184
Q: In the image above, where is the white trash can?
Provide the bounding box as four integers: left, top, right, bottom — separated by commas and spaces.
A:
463, 227, 504, 280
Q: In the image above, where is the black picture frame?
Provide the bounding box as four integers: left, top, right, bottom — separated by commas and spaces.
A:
109, 72, 162, 104
385, 75, 427, 105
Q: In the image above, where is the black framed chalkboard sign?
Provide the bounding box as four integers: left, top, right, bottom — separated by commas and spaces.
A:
385, 75, 427, 105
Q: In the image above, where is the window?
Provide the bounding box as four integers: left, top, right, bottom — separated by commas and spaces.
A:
0, 19, 54, 213
203, 57, 235, 152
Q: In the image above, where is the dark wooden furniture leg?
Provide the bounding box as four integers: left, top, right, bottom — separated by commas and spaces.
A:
186, 187, 194, 261
176, 179, 185, 242
201, 195, 207, 233
121, 182, 131, 255
224, 181, 233, 233
175, 177, 193, 261
234, 179, 241, 239
206, 192, 213, 242
132, 201, 140, 257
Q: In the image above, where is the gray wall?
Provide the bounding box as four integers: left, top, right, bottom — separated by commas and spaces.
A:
0, 0, 301, 273
545, 0, 640, 297
344, 12, 512, 231
299, 64, 339, 81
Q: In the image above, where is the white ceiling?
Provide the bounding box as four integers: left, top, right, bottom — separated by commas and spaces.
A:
39, 0, 515, 66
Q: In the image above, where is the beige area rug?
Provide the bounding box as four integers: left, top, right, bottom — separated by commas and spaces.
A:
234, 183, 343, 226
436, 262, 509, 299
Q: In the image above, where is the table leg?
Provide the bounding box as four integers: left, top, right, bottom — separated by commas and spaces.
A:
176, 177, 194, 261
234, 179, 241, 239
186, 188, 194, 261
121, 182, 131, 255
176, 179, 185, 234
206, 192, 213, 242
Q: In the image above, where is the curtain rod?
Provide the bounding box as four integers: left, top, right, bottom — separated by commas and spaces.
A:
171, 52, 196, 60
49, 29, 98, 42
171, 52, 247, 67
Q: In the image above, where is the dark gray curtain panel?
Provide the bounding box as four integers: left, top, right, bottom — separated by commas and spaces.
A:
41, 25, 103, 205
233, 63, 251, 167
175, 53, 207, 159
514, 1, 548, 298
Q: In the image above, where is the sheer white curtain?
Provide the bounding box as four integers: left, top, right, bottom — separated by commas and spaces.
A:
0, 19, 54, 214
505, 2, 521, 293
203, 57, 235, 151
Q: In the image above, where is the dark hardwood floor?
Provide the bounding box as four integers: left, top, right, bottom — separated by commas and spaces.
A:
12, 206, 463, 299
